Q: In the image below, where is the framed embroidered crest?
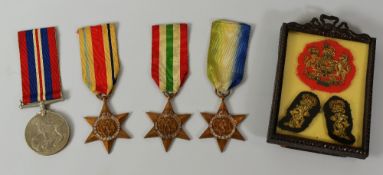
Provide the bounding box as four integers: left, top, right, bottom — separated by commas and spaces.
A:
267, 14, 376, 159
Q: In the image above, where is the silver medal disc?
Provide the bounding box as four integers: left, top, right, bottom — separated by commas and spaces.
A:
25, 110, 70, 156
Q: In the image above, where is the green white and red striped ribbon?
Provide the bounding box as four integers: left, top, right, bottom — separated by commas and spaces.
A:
151, 23, 188, 94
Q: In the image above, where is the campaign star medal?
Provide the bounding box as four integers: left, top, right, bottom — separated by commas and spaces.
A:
145, 23, 191, 152
200, 20, 251, 152
18, 27, 70, 156
84, 97, 129, 153
78, 23, 130, 153
200, 96, 246, 152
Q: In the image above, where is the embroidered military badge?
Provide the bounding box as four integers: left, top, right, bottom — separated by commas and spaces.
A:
297, 39, 355, 93
278, 91, 320, 132
323, 96, 355, 145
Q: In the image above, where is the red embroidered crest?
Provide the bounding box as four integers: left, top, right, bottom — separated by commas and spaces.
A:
297, 39, 355, 93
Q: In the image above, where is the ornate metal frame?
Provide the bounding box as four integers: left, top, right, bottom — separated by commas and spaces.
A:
267, 14, 376, 159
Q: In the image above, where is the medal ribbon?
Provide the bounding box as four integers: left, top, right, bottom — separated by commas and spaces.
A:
207, 20, 251, 93
18, 27, 62, 105
151, 23, 188, 94
78, 23, 120, 96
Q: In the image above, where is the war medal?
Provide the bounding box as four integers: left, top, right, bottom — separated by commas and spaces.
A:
18, 27, 70, 156
77, 23, 130, 153
200, 20, 251, 152
145, 23, 191, 152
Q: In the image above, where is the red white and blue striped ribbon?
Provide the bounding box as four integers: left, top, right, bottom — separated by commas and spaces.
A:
18, 27, 62, 105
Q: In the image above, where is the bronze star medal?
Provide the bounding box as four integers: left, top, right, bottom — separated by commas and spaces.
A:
145, 98, 191, 152
202, 20, 250, 152
148, 23, 191, 151
200, 98, 246, 152
78, 23, 129, 154
85, 97, 130, 153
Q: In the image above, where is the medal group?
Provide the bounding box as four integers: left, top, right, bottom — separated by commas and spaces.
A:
17, 20, 251, 155
16, 14, 376, 159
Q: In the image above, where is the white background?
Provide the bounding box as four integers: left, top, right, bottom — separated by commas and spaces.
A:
0, 0, 382, 174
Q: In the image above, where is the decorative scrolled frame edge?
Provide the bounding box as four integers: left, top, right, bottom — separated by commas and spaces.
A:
287, 14, 373, 43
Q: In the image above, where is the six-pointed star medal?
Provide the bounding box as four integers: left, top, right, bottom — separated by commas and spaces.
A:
145, 100, 191, 152
85, 99, 130, 153
200, 101, 246, 152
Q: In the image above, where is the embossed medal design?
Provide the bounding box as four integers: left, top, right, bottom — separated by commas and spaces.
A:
18, 27, 70, 156
200, 97, 246, 152
25, 109, 70, 156
85, 98, 129, 153
145, 98, 190, 151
